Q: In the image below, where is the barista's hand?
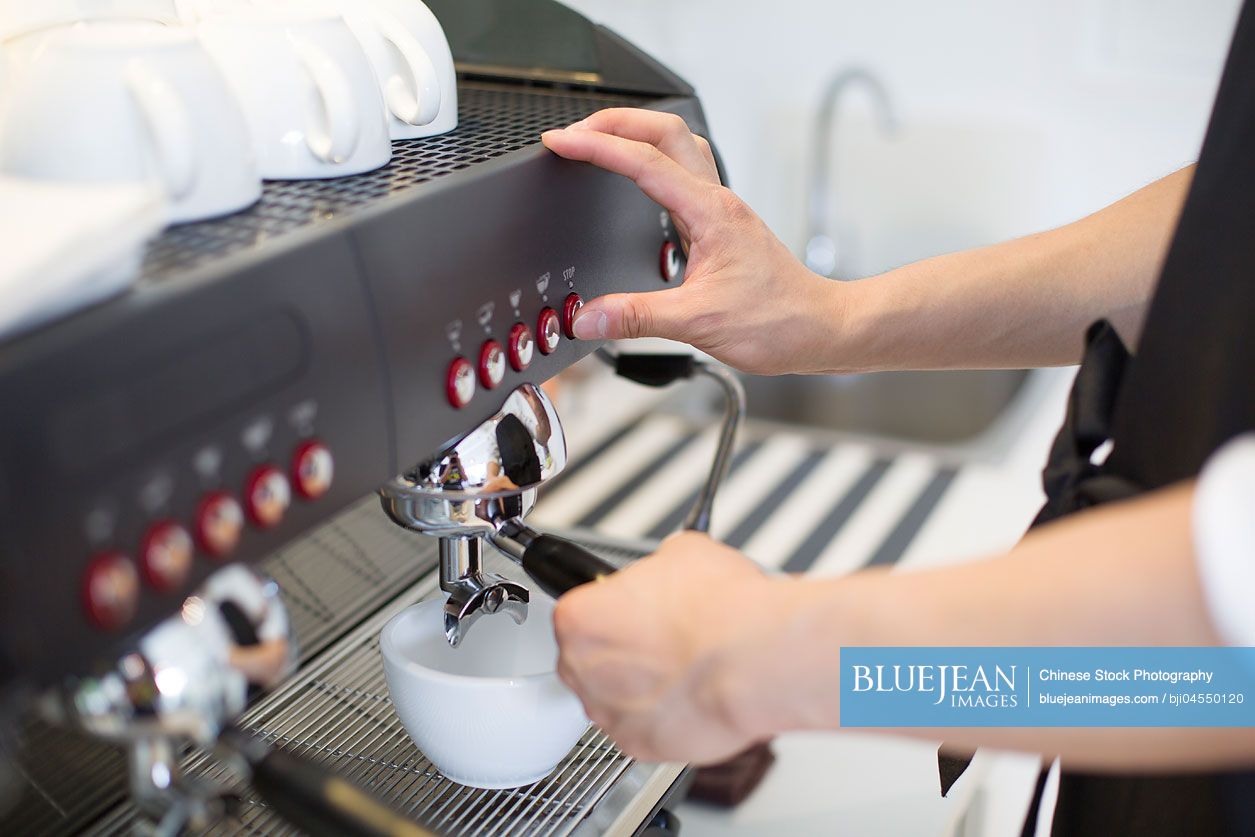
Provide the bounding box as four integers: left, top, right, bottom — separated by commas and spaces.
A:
552, 531, 798, 763
542, 109, 846, 375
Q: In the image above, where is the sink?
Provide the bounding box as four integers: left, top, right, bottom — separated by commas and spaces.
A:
736, 369, 1031, 444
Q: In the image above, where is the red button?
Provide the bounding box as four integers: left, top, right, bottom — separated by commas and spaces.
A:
660, 240, 682, 282
245, 465, 291, 529
537, 308, 560, 355
140, 521, 194, 592
508, 323, 534, 371
478, 340, 506, 389
196, 492, 244, 559
291, 440, 334, 500
446, 356, 475, 408
562, 293, 584, 339
83, 551, 139, 631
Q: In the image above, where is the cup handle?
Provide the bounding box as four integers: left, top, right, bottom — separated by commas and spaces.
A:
373, 10, 441, 126
291, 37, 359, 164
126, 60, 197, 200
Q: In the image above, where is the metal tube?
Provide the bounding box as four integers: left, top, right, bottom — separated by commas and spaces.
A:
438, 536, 482, 593
683, 361, 746, 534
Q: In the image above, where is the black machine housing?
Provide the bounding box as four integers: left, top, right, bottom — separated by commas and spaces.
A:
0, 0, 710, 697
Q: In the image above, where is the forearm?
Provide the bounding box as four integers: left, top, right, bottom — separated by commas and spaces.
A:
740, 483, 1255, 771
831, 166, 1194, 373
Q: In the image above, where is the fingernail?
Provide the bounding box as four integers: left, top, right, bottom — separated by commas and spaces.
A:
567, 119, 591, 131
572, 308, 608, 340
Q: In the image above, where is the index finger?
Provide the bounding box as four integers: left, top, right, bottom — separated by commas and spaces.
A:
574, 108, 720, 184
542, 127, 717, 239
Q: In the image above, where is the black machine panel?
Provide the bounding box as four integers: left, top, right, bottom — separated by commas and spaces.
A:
0, 76, 708, 691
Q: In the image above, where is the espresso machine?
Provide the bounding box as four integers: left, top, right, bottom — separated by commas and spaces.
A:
0, 1, 729, 834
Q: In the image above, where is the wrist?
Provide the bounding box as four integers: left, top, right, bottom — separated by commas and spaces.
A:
809, 267, 901, 376
703, 575, 850, 739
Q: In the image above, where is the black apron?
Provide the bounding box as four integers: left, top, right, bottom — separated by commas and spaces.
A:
939, 1, 1255, 833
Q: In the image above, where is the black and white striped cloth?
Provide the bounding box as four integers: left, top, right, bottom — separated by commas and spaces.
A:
533, 414, 960, 576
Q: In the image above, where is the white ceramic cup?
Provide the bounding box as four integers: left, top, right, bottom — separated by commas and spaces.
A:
0, 23, 260, 223
335, 0, 457, 139
197, 2, 391, 179
380, 596, 590, 789
0, 0, 187, 37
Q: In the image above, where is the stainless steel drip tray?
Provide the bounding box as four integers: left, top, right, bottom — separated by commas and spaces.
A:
90, 535, 682, 837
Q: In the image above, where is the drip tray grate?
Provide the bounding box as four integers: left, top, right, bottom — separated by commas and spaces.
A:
89, 540, 656, 836
1, 497, 436, 837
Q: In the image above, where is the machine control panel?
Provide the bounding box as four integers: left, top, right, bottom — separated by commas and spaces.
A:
0, 95, 703, 691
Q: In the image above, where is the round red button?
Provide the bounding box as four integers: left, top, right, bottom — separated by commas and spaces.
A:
478, 340, 506, 389
83, 551, 139, 631
537, 308, 560, 355
562, 293, 584, 339
291, 440, 334, 500
245, 465, 291, 529
508, 323, 534, 371
140, 521, 194, 592
660, 240, 682, 282
446, 356, 476, 408
196, 492, 244, 559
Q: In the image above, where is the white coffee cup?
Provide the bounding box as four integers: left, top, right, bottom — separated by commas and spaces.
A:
0, 0, 187, 38
334, 0, 457, 139
0, 23, 261, 223
380, 596, 590, 789
197, 2, 391, 179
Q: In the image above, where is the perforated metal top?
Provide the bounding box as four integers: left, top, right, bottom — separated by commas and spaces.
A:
142, 82, 648, 280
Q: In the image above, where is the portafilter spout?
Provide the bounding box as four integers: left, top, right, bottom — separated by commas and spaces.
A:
381, 384, 619, 646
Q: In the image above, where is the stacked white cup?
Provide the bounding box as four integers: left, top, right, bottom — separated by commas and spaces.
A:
1, 22, 261, 223
0, 0, 459, 223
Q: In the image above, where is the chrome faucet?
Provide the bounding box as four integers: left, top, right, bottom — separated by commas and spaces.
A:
804, 67, 899, 279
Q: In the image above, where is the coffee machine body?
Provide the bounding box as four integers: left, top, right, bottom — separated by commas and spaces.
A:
0, 1, 714, 833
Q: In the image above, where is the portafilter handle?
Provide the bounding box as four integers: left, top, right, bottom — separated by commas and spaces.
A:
219, 728, 436, 837
491, 519, 619, 598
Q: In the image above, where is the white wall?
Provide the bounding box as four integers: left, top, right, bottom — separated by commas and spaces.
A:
566, 0, 1241, 275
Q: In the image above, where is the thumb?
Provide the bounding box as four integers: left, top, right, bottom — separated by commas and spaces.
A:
571, 288, 692, 341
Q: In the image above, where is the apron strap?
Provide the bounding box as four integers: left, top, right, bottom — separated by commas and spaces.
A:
936, 320, 1142, 829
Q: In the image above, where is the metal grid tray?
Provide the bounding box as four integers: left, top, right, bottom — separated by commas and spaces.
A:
3, 503, 657, 837
0, 497, 436, 837
142, 82, 647, 281
91, 541, 651, 837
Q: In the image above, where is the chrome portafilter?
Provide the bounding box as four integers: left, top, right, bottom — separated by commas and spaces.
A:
381, 383, 619, 646
40, 566, 431, 837
382, 355, 745, 648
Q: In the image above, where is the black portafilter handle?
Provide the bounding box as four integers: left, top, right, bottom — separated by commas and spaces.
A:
216, 607, 436, 837
491, 520, 619, 598
220, 727, 437, 837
